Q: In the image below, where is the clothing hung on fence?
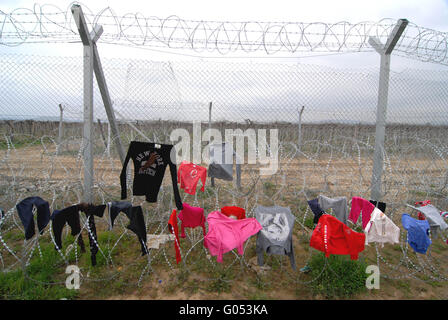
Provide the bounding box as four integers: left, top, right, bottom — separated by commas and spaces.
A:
168, 209, 182, 264
146, 234, 175, 249
120, 141, 183, 210
309, 214, 365, 260
78, 203, 106, 266
307, 199, 325, 224
369, 200, 387, 213
16, 196, 51, 240
364, 208, 400, 246
318, 195, 348, 225
50, 205, 85, 253
348, 197, 376, 230
178, 203, 206, 238
204, 211, 262, 263
220, 206, 246, 220
415, 200, 431, 220
408, 204, 448, 239
208, 143, 241, 182
255, 205, 296, 270
178, 161, 207, 195
401, 213, 431, 254
126, 206, 148, 256
107, 202, 148, 255
108, 201, 132, 230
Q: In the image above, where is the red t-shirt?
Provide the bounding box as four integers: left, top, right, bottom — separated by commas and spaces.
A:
177, 161, 207, 195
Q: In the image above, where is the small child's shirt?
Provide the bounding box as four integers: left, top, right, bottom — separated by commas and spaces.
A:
255, 205, 296, 270
364, 208, 400, 246
402, 213, 431, 254
178, 161, 207, 195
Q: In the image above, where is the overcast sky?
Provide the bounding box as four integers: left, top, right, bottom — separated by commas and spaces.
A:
2, 0, 448, 28
1, 0, 448, 69
1, 0, 448, 125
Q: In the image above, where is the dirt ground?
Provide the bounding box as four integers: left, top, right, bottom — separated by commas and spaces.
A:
1, 143, 448, 300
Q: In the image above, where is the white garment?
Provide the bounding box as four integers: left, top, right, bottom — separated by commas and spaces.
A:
364, 208, 400, 247
146, 234, 175, 249
408, 204, 448, 238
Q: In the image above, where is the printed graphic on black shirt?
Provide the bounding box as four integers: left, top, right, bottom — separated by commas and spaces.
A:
136, 151, 164, 176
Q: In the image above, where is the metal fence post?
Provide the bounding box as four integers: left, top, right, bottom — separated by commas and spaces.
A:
56, 103, 64, 155
72, 4, 127, 203
209, 102, 215, 188
71, 5, 95, 203
369, 19, 408, 201
297, 105, 304, 152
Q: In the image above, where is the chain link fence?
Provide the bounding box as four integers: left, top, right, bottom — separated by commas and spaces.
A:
0, 52, 448, 297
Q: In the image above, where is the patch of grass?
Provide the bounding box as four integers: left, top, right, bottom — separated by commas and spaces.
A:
246, 291, 270, 300
184, 279, 201, 295
308, 253, 369, 299
0, 243, 79, 300
304, 217, 315, 230
430, 241, 446, 254
0, 136, 40, 150
248, 274, 271, 291
390, 279, 412, 297
207, 267, 234, 294
263, 181, 277, 197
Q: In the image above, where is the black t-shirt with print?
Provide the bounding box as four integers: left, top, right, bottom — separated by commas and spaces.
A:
120, 141, 183, 210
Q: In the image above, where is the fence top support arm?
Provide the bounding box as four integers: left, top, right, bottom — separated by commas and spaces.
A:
369, 18, 408, 55
71, 5, 93, 46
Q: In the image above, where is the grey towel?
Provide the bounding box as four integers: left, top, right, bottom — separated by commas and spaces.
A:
255, 205, 296, 271
408, 204, 448, 239
208, 143, 241, 182
318, 195, 348, 225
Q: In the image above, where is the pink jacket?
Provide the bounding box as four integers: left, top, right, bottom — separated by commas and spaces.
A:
204, 211, 262, 263
348, 197, 376, 229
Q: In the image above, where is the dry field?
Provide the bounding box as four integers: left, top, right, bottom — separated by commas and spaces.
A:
0, 124, 448, 300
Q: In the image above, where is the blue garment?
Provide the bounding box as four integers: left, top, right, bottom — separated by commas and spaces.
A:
307, 199, 325, 224
401, 213, 431, 254
16, 197, 50, 240
79, 204, 106, 266
50, 205, 85, 252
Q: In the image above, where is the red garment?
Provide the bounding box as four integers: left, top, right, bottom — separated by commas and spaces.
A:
168, 209, 181, 264
310, 214, 365, 260
220, 206, 246, 220
177, 161, 207, 195
178, 203, 206, 238
415, 200, 431, 220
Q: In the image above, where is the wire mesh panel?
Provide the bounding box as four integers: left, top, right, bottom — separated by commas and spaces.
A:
0, 38, 448, 298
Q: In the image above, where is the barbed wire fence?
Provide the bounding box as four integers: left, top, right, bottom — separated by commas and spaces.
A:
0, 3, 448, 298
